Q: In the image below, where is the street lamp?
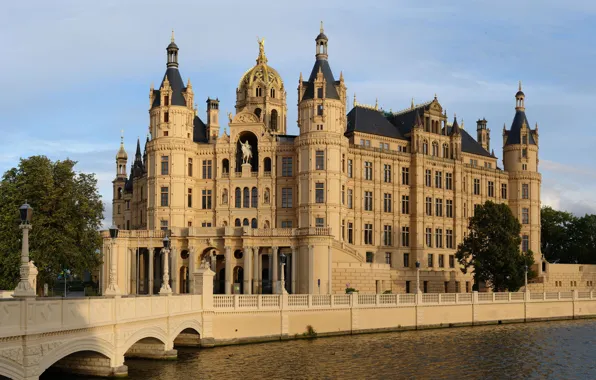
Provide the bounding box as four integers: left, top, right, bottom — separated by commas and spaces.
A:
13, 202, 37, 297
415, 260, 421, 294
159, 235, 172, 295
524, 265, 529, 292
279, 253, 288, 294
104, 225, 121, 296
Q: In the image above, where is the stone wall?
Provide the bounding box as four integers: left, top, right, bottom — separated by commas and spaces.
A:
332, 262, 392, 293
525, 263, 596, 292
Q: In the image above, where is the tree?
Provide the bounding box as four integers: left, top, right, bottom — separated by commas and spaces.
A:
455, 201, 535, 292
0, 156, 104, 290
540, 206, 576, 263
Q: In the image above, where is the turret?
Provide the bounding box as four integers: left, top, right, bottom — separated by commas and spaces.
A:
476, 118, 490, 152
113, 132, 128, 229
206, 97, 220, 141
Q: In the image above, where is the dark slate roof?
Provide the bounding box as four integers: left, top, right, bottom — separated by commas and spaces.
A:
504, 110, 536, 146
460, 129, 492, 157
450, 116, 461, 136
346, 106, 406, 140
316, 32, 328, 40
151, 67, 187, 108
302, 59, 340, 100
193, 115, 208, 143
386, 105, 429, 136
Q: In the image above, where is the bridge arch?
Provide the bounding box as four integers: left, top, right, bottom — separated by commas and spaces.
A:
121, 326, 168, 355
39, 338, 115, 375
0, 356, 24, 380
171, 320, 202, 347
170, 319, 202, 342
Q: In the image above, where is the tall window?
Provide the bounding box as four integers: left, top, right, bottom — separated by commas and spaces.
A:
364, 162, 373, 180
428, 254, 434, 268
160, 220, 168, 231
364, 223, 373, 245
438, 254, 444, 268
383, 225, 392, 246
522, 184, 529, 199
522, 235, 529, 252
432, 142, 439, 157
488, 181, 495, 198
401, 226, 410, 247
342, 220, 345, 240
161, 156, 169, 175
435, 171, 442, 188
446, 173, 453, 190
187, 188, 192, 208
282, 157, 293, 177
501, 184, 507, 199
446, 229, 454, 249
364, 191, 373, 211
426, 227, 432, 247
348, 222, 354, 243
243, 187, 250, 208
315, 150, 325, 170
385, 252, 392, 265
202, 189, 212, 209
316, 217, 325, 228
425, 169, 432, 187
435, 228, 443, 248
347, 159, 353, 178
473, 178, 480, 195
235, 188, 241, 208
383, 193, 392, 213
281, 188, 293, 208
160, 187, 169, 206
423, 141, 428, 155
251, 187, 258, 208
402, 167, 409, 185
446, 199, 453, 218
435, 198, 443, 217
443, 144, 449, 158
402, 195, 409, 214
188, 158, 193, 176
315, 183, 325, 203
345, 188, 352, 209
425, 197, 432, 216
449, 254, 455, 268
522, 208, 529, 224
384, 164, 392, 183
342, 185, 345, 205
164, 111, 169, 123
202, 160, 212, 179
403, 253, 410, 268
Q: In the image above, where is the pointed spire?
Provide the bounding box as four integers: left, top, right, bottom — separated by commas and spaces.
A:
414, 111, 423, 128
320, 21, 324, 34
535, 122, 539, 131
339, 71, 344, 81
187, 78, 192, 89
519, 80, 522, 92
491, 149, 496, 157
353, 93, 357, 107
299, 72, 303, 82
375, 98, 378, 110
315, 22, 328, 59
411, 98, 414, 109
451, 114, 461, 136
135, 137, 142, 158
166, 30, 179, 68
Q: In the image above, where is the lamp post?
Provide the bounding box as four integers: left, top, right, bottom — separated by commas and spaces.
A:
13, 202, 37, 297
415, 260, 421, 294
279, 253, 288, 294
104, 225, 121, 296
524, 265, 529, 292
159, 235, 172, 295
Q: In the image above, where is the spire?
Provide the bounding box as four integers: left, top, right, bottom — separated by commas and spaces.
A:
450, 114, 461, 136
339, 71, 344, 82
320, 21, 324, 34
515, 80, 525, 110
411, 98, 414, 109
256, 37, 267, 65
171, 29, 175, 43
375, 98, 378, 110
166, 31, 179, 68
315, 21, 328, 60
353, 93, 357, 107
116, 130, 128, 160
135, 137, 142, 159
414, 111, 423, 128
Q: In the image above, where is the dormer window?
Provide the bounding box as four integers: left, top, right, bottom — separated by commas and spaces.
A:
164, 112, 169, 123
317, 105, 324, 116
522, 135, 528, 144
317, 87, 323, 99
164, 95, 169, 106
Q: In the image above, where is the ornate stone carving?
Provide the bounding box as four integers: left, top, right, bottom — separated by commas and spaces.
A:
232, 112, 259, 124
1, 347, 24, 364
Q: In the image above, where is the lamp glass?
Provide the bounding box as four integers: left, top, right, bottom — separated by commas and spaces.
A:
163, 235, 170, 249
19, 203, 33, 224
109, 225, 119, 239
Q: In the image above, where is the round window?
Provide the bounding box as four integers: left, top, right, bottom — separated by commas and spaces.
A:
234, 250, 243, 259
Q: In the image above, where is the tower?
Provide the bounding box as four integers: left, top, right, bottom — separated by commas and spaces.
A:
502, 82, 542, 274
113, 132, 128, 229
476, 118, 490, 152
206, 98, 220, 141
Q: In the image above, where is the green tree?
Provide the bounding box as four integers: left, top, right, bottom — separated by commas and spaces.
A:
540, 206, 576, 263
0, 156, 104, 290
455, 201, 535, 292
569, 214, 596, 264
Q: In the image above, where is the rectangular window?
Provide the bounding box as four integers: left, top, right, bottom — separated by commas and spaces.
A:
383, 225, 392, 246
317, 105, 324, 116
426, 197, 432, 216
470, 159, 478, 167
425, 169, 432, 187
342, 185, 345, 205
164, 111, 169, 123
315, 183, 325, 203
473, 178, 480, 195
160, 186, 169, 207
385, 252, 392, 265
348, 222, 354, 243
202, 160, 212, 179
347, 159, 353, 178
281, 220, 293, 228
187, 188, 192, 208
364, 161, 373, 180
402, 195, 409, 214
316, 217, 325, 228
402, 167, 409, 185
502, 184, 507, 199
366, 252, 374, 263
347, 189, 353, 209
446, 200, 453, 218
188, 158, 193, 177
428, 254, 434, 268
401, 226, 410, 247
522, 208, 529, 224
522, 235, 529, 252
446, 173, 453, 190
160, 220, 168, 231
383, 193, 392, 213
435, 228, 443, 248
522, 184, 529, 199
342, 220, 345, 240
281, 188, 293, 208
438, 254, 444, 268
161, 156, 169, 175
315, 150, 325, 170
449, 254, 455, 268
488, 181, 495, 198
403, 253, 410, 268
464, 202, 468, 218
446, 229, 454, 249
434, 198, 442, 217
426, 227, 432, 247
364, 191, 373, 211
435, 171, 442, 188
465, 281, 470, 293
364, 223, 373, 245
384, 164, 392, 183
282, 157, 293, 177
444, 282, 449, 293
201, 189, 212, 209
456, 281, 461, 293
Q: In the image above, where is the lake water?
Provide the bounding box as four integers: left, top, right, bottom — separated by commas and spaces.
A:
51, 319, 596, 379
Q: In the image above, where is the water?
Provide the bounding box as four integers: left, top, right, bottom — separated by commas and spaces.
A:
53, 319, 596, 379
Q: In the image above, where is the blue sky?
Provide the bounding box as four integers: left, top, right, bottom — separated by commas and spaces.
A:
1, 0, 595, 225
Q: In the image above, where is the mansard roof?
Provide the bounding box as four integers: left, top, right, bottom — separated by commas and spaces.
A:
504, 109, 537, 146
193, 115, 208, 143
151, 67, 187, 108
346, 105, 406, 140
385, 100, 434, 136
301, 59, 340, 101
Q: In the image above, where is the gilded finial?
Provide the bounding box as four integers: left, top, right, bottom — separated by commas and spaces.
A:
187, 78, 192, 88
375, 98, 378, 110
411, 98, 414, 109
434, 93, 437, 99
320, 21, 324, 33
120, 129, 124, 144
256, 36, 267, 64
519, 80, 522, 91
353, 93, 357, 107
339, 71, 344, 81
171, 30, 175, 43
299, 72, 303, 82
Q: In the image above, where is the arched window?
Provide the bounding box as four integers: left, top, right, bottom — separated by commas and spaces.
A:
255, 87, 263, 97
222, 159, 229, 174
251, 187, 258, 208
264, 220, 270, 229
432, 142, 439, 157
270, 109, 278, 131
222, 189, 228, 204
243, 187, 250, 208
264, 157, 272, 172
422, 140, 429, 155
117, 187, 122, 199
254, 108, 262, 120
235, 218, 241, 227
264, 188, 270, 204
270, 88, 275, 98
235, 188, 241, 208
243, 218, 249, 226
443, 144, 449, 158
251, 218, 258, 228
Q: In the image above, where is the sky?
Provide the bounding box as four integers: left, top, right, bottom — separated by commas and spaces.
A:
1, 0, 596, 226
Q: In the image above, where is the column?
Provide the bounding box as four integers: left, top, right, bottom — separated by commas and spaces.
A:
291, 246, 297, 294
130, 248, 137, 295
171, 247, 178, 294
258, 251, 263, 294
252, 247, 259, 294
224, 246, 232, 294
148, 248, 154, 295
244, 247, 252, 294
268, 253, 273, 292
328, 245, 332, 294
272, 246, 279, 294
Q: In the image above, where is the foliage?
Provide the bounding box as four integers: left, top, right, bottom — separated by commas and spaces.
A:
303, 325, 317, 338
455, 201, 535, 292
541, 206, 596, 264
0, 156, 104, 290
383, 290, 392, 294
345, 287, 358, 294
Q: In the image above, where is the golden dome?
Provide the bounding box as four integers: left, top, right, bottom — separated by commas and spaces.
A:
238, 38, 284, 90
116, 134, 127, 160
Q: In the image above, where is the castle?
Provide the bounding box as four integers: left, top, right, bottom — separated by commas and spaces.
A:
103, 25, 548, 296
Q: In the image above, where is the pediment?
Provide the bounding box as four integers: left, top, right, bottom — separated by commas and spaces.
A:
232, 111, 260, 124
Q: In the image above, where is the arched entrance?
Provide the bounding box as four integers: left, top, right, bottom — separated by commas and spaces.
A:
236, 131, 258, 172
